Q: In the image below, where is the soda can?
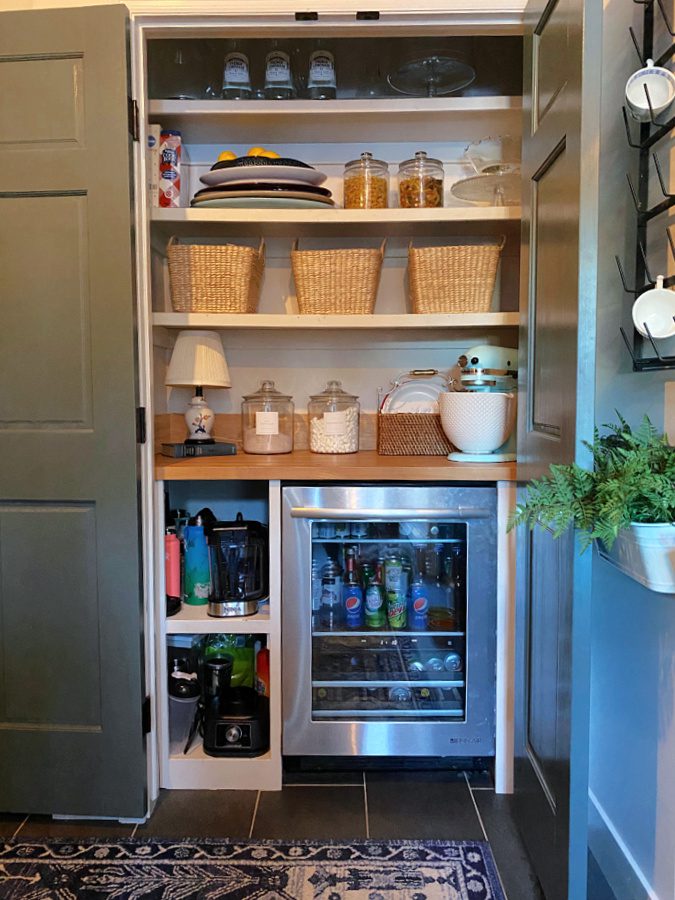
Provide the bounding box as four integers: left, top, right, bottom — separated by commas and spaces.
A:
384, 555, 403, 593
388, 686, 412, 703
343, 584, 364, 628
159, 130, 181, 208
364, 582, 386, 628
386, 590, 407, 629
444, 652, 463, 672
425, 657, 445, 672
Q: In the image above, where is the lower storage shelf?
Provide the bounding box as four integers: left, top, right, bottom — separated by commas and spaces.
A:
165, 745, 279, 791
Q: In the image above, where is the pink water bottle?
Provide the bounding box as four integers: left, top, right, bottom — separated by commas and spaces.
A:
165, 532, 181, 610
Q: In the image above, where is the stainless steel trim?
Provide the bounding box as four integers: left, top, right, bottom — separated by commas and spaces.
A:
290, 507, 490, 520
312, 709, 465, 719
312, 680, 465, 688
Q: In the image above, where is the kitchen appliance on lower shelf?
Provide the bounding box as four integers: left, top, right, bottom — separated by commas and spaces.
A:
207, 512, 268, 617
202, 655, 270, 757
282, 484, 496, 757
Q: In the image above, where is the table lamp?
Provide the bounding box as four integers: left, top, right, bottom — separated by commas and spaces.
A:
165, 330, 231, 443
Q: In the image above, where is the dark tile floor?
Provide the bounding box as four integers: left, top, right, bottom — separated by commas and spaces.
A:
3, 769, 545, 900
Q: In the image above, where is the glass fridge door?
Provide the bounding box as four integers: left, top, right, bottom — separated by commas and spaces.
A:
310, 519, 467, 722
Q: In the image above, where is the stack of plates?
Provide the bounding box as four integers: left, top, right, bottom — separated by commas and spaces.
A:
192, 157, 335, 209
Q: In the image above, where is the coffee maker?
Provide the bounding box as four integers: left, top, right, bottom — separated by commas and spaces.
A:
207, 513, 268, 617
202, 656, 269, 757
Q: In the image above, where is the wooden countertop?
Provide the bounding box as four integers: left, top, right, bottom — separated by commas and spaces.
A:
155, 450, 517, 482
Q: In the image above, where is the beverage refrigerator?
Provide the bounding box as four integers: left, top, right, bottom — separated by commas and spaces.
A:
282, 485, 497, 757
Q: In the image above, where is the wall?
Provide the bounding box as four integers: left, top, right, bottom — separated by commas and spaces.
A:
589, 1, 675, 898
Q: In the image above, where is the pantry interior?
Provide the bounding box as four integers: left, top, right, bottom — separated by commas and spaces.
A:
141, 12, 525, 801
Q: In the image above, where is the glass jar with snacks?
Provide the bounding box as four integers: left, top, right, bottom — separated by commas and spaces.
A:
308, 380, 360, 454
343, 152, 389, 209
398, 150, 444, 208
241, 380, 294, 454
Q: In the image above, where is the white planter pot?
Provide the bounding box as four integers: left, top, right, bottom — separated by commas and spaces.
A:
599, 523, 675, 594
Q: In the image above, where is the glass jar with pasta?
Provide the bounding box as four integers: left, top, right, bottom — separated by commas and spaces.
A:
343, 152, 389, 209
397, 150, 444, 208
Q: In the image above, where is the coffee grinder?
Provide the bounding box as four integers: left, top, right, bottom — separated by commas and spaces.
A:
202, 655, 269, 757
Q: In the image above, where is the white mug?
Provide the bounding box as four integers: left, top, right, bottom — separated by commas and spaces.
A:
625, 59, 675, 122
632, 275, 675, 339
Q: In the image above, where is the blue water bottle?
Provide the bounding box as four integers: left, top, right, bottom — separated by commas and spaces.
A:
183, 524, 210, 606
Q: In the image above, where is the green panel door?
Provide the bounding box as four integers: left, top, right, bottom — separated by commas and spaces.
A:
0, 5, 146, 818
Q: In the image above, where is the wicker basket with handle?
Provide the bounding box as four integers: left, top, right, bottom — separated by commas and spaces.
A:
408, 237, 506, 314
291, 239, 386, 314
168, 237, 265, 313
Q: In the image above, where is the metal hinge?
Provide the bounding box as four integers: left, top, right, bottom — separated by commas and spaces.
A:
128, 97, 139, 142
136, 407, 146, 444
356, 10, 380, 19
295, 10, 318, 19
142, 696, 152, 735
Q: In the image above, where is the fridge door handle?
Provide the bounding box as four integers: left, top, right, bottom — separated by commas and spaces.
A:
289, 507, 490, 520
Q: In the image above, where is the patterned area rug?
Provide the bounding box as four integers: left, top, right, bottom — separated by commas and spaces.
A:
0, 838, 505, 899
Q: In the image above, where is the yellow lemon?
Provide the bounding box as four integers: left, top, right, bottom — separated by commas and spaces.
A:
247, 147, 267, 157
262, 149, 281, 159
217, 150, 236, 162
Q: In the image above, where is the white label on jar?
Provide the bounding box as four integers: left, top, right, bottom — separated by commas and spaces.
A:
309, 52, 336, 85
223, 53, 250, 84
256, 411, 279, 435
266, 52, 291, 83
323, 410, 348, 436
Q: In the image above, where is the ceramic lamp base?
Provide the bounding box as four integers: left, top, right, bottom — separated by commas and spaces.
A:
448, 451, 516, 463
184, 394, 215, 442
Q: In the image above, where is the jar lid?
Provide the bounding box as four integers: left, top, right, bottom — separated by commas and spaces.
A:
345, 151, 389, 170
310, 379, 359, 402
243, 379, 293, 402
398, 150, 443, 170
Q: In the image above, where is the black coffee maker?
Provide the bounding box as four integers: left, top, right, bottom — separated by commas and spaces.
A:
202, 656, 269, 757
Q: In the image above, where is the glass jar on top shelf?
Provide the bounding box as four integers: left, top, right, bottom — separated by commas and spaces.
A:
398, 150, 444, 208
241, 380, 294, 454
343, 152, 389, 209
308, 381, 360, 454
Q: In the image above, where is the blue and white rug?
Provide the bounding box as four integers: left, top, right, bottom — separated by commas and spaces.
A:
0, 838, 506, 899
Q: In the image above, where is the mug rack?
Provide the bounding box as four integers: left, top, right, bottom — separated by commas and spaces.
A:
617, 0, 675, 372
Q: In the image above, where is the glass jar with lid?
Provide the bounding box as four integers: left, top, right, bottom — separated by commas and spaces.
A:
343, 152, 389, 209
308, 380, 360, 454
398, 150, 444, 208
241, 380, 294, 454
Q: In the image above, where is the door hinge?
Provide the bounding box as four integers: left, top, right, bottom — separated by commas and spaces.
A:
295, 10, 318, 20
356, 10, 380, 19
136, 407, 147, 444
142, 696, 152, 735
128, 97, 139, 142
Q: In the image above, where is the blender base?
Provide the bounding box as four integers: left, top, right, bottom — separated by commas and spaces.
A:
447, 451, 516, 463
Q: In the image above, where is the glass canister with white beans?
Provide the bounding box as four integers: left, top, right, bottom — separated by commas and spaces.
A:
308, 380, 360, 454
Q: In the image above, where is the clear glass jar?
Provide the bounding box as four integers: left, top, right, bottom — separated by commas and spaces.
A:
221, 43, 252, 100
264, 42, 296, 100
306, 46, 337, 100
241, 380, 294, 454
398, 150, 444, 208
308, 380, 360, 454
344, 152, 389, 209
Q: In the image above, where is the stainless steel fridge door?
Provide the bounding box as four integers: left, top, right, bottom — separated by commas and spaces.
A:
282, 484, 497, 757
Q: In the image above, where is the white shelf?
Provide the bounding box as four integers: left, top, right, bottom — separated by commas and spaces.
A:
166, 603, 272, 634
148, 96, 522, 144
151, 206, 520, 239
152, 311, 519, 330
165, 745, 279, 791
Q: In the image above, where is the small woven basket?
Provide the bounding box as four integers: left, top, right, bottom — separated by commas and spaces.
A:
378, 413, 453, 456
168, 237, 265, 313
291, 239, 386, 314
408, 238, 505, 314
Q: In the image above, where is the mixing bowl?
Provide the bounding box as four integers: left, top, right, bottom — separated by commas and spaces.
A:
439, 391, 516, 454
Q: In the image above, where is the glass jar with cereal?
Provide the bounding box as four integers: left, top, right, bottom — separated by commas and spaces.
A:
343, 152, 389, 209
398, 150, 444, 208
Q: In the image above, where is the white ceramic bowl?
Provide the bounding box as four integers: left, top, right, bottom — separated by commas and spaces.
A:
631, 276, 675, 339
439, 391, 516, 454
625, 59, 675, 121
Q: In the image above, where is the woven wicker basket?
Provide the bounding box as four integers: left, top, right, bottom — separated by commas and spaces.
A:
291, 239, 386, 314
408, 238, 505, 314
378, 412, 453, 456
168, 237, 265, 313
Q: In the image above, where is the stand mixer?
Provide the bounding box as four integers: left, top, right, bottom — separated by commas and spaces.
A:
442, 345, 518, 463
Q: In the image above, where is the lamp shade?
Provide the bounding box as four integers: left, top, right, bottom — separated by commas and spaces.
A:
165, 330, 231, 388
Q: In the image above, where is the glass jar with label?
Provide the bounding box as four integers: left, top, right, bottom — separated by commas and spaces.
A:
398, 150, 444, 208
308, 380, 360, 454
306, 45, 337, 99
344, 152, 389, 209
241, 380, 294, 454
221, 43, 252, 100
264, 42, 296, 100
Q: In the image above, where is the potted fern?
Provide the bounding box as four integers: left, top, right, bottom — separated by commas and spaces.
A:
509, 415, 675, 593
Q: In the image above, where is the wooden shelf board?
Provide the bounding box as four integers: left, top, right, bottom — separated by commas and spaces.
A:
164, 747, 281, 791
155, 449, 517, 482
152, 311, 519, 330
166, 603, 272, 634
150, 206, 521, 238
